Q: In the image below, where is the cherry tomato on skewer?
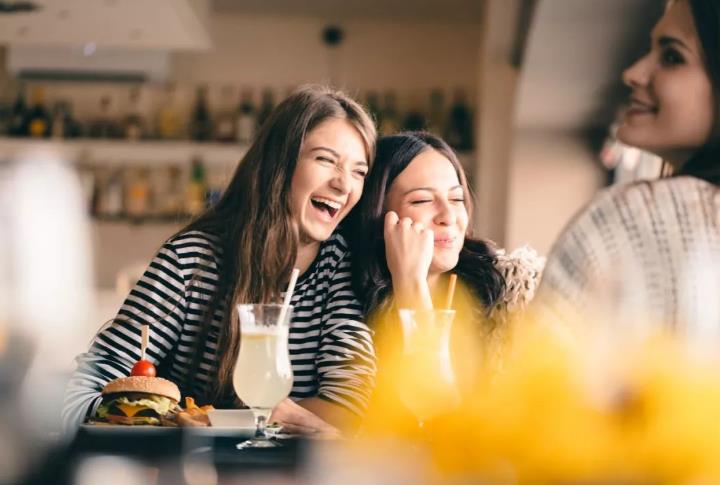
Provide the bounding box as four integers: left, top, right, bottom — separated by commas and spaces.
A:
131, 359, 157, 377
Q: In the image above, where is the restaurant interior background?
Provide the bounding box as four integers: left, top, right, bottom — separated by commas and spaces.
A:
0, 0, 665, 469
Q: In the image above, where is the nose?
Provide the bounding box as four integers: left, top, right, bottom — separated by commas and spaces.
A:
329, 166, 352, 194
434, 199, 456, 227
622, 53, 652, 90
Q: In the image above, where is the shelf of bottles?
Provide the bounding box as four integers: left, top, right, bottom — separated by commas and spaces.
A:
0, 80, 477, 224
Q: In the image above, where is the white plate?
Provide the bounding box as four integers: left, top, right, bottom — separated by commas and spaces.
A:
80, 423, 257, 438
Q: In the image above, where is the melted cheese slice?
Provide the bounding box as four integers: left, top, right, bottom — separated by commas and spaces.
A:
117, 403, 149, 418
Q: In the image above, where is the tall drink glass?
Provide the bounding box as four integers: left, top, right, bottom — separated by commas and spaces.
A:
233, 303, 294, 449
396, 308, 460, 428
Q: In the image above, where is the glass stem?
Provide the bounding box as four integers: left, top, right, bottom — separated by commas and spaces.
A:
255, 414, 268, 439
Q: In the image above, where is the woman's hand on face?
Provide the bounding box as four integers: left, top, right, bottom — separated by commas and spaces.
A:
384, 211, 434, 284
269, 398, 341, 436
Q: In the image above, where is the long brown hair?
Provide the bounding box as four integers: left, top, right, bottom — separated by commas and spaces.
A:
180, 85, 376, 402
675, 0, 720, 184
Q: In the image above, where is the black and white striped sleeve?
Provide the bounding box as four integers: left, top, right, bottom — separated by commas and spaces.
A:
61, 240, 188, 432
315, 253, 377, 416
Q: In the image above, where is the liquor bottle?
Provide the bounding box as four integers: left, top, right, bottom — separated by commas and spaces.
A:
27, 86, 51, 138
89, 95, 121, 139
426, 88, 446, 137
365, 91, 382, 130
50, 101, 68, 139
189, 85, 213, 142
402, 93, 426, 132
235, 88, 256, 145
214, 85, 237, 143
256, 88, 275, 131
0, 99, 10, 136
8, 84, 28, 137
123, 86, 145, 141
445, 89, 473, 151
102, 169, 125, 218
157, 83, 183, 140
380, 91, 400, 135
185, 156, 207, 215
125, 168, 151, 218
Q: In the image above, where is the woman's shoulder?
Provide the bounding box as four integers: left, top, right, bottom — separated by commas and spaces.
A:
165, 230, 223, 261
493, 245, 545, 315
318, 231, 352, 261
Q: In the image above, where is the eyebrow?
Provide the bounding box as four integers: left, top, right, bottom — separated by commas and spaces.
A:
309, 146, 368, 166
657, 35, 691, 51
403, 185, 463, 196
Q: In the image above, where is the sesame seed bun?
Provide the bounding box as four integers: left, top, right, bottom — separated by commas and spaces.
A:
101, 376, 181, 403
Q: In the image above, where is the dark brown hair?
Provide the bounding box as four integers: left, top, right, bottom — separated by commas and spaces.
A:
348, 131, 504, 320
180, 85, 376, 402
677, 0, 720, 184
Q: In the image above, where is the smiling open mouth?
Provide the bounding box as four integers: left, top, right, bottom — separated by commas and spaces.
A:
311, 197, 341, 218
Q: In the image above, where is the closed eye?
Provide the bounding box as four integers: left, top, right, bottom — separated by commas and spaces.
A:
316, 156, 336, 164
451, 198, 465, 204
353, 169, 368, 178
410, 200, 432, 205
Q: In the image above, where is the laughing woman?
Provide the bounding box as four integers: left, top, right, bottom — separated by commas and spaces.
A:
63, 86, 377, 434
350, 132, 543, 377
537, 0, 720, 329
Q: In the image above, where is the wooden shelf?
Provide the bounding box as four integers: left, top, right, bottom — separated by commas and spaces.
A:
0, 137, 247, 166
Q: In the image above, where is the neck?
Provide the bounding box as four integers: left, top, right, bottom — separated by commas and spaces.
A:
295, 240, 320, 276
659, 149, 696, 172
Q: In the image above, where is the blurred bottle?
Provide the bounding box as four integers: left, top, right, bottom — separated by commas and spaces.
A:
27, 86, 51, 138
102, 169, 125, 218
402, 93, 426, 132
186, 157, 207, 215
123, 86, 146, 141
256, 88, 275, 131
380, 91, 400, 135
88, 95, 121, 139
8, 84, 29, 137
214, 85, 237, 143
426, 88, 446, 136
445, 89, 473, 151
189, 85, 213, 142
50, 100, 81, 139
157, 83, 183, 140
235, 88, 257, 145
125, 168, 151, 218
165, 165, 184, 215
365, 91, 382, 130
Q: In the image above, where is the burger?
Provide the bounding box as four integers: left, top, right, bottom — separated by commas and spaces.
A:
96, 376, 181, 425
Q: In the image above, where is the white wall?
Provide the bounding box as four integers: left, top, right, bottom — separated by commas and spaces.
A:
171, 13, 482, 108
505, 128, 605, 255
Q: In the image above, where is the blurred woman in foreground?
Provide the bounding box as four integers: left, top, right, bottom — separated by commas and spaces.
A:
538, 0, 720, 332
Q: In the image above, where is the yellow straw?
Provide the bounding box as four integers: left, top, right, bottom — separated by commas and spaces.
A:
445, 274, 458, 310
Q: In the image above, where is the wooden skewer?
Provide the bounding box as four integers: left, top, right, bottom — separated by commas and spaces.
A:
445, 274, 458, 310
141, 325, 149, 361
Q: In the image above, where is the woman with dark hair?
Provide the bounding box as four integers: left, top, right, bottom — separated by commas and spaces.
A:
63, 85, 377, 433
538, 0, 720, 329
350, 132, 542, 360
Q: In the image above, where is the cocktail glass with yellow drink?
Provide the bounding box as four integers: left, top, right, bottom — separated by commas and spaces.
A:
233, 303, 294, 448
396, 308, 460, 428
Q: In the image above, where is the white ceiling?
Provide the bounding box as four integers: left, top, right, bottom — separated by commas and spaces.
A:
212, 0, 484, 23
0, 0, 211, 50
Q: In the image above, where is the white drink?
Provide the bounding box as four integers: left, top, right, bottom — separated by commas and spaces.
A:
233, 329, 293, 416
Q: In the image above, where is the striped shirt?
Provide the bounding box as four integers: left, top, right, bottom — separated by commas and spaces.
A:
536, 176, 720, 331
62, 231, 376, 430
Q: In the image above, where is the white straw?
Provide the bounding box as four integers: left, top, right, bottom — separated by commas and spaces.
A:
278, 268, 300, 325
